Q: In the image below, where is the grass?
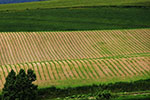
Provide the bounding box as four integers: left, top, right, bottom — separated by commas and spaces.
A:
37, 79, 150, 100
36, 74, 150, 89
41, 94, 150, 100
0, 7, 150, 32
0, 0, 149, 32
114, 95, 150, 100
0, 0, 150, 11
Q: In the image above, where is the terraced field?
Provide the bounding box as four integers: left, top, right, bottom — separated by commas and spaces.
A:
0, 29, 150, 90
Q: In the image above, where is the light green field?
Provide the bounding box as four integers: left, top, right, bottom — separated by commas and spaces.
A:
0, 0, 150, 11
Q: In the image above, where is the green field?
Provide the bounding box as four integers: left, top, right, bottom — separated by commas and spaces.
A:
0, 7, 150, 32
0, 0, 150, 11
0, 0, 150, 32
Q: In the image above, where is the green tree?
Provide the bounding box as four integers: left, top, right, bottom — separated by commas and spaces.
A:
2, 69, 38, 100
2, 70, 16, 100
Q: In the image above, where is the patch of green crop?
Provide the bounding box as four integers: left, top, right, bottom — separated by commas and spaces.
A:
0, 7, 150, 32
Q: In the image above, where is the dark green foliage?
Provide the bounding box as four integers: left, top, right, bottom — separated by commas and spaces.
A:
0, 7, 150, 32
2, 69, 37, 100
114, 95, 150, 100
103, 79, 150, 92
0, 94, 1, 100
96, 90, 112, 100
2, 70, 16, 100
38, 79, 150, 100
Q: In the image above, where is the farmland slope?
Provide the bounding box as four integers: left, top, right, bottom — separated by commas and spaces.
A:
0, 29, 150, 90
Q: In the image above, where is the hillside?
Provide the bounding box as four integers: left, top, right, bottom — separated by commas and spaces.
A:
0, 29, 150, 90
0, 0, 150, 11
0, 0, 150, 99
0, 0, 150, 32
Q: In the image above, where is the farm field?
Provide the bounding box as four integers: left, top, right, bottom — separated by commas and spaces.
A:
0, 0, 150, 11
0, 7, 150, 32
0, 29, 150, 90
0, 0, 150, 32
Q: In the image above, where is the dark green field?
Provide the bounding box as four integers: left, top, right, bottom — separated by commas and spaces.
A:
0, 7, 150, 32
0, 0, 150, 32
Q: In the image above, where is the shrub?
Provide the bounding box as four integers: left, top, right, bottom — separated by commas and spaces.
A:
96, 90, 112, 100
2, 69, 38, 100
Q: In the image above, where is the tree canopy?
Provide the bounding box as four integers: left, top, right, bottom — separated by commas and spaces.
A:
2, 69, 38, 100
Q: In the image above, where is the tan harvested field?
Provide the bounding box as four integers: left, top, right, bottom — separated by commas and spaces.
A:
0, 29, 150, 90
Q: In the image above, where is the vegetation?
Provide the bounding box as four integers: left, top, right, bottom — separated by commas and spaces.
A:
0, 0, 150, 99
52, 90, 112, 100
114, 95, 150, 100
37, 79, 150, 100
0, 0, 150, 32
1, 29, 150, 65
0, 0, 150, 11
1, 79, 150, 99
0, 7, 150, 32
1, 69, 37, 100
0, 29, 150, 90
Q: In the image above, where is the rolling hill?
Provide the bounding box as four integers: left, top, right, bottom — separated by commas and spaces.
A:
0, 29, 150, 90
0, 1, 150, 98
0, 0, 150, 11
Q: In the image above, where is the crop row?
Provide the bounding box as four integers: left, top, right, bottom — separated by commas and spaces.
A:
0, 56, 150, 90
0, 29, 150, 66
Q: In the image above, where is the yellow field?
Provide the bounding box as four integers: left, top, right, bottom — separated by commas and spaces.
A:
0, 29, 150, 90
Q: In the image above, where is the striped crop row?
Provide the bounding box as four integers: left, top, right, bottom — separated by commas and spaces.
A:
0, 56, 150, 90
0, 29, 150, 90
0, 29, 150, 66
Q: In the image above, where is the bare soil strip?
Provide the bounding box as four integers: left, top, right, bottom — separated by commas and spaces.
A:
115, 59, 132, 76
0, 67, 5, 85
110, 59, 126, 76
97, 59, 114, 77
44, 62, 55, 80
92, 59, 107, 77
70, 60, 88, 79
54, 61, 67, 80
48, 62, 60, 80
57, 61, 70, 79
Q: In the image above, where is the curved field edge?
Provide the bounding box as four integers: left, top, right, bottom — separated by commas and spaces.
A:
0, 56, 150, 90
0, 0, 150, 11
